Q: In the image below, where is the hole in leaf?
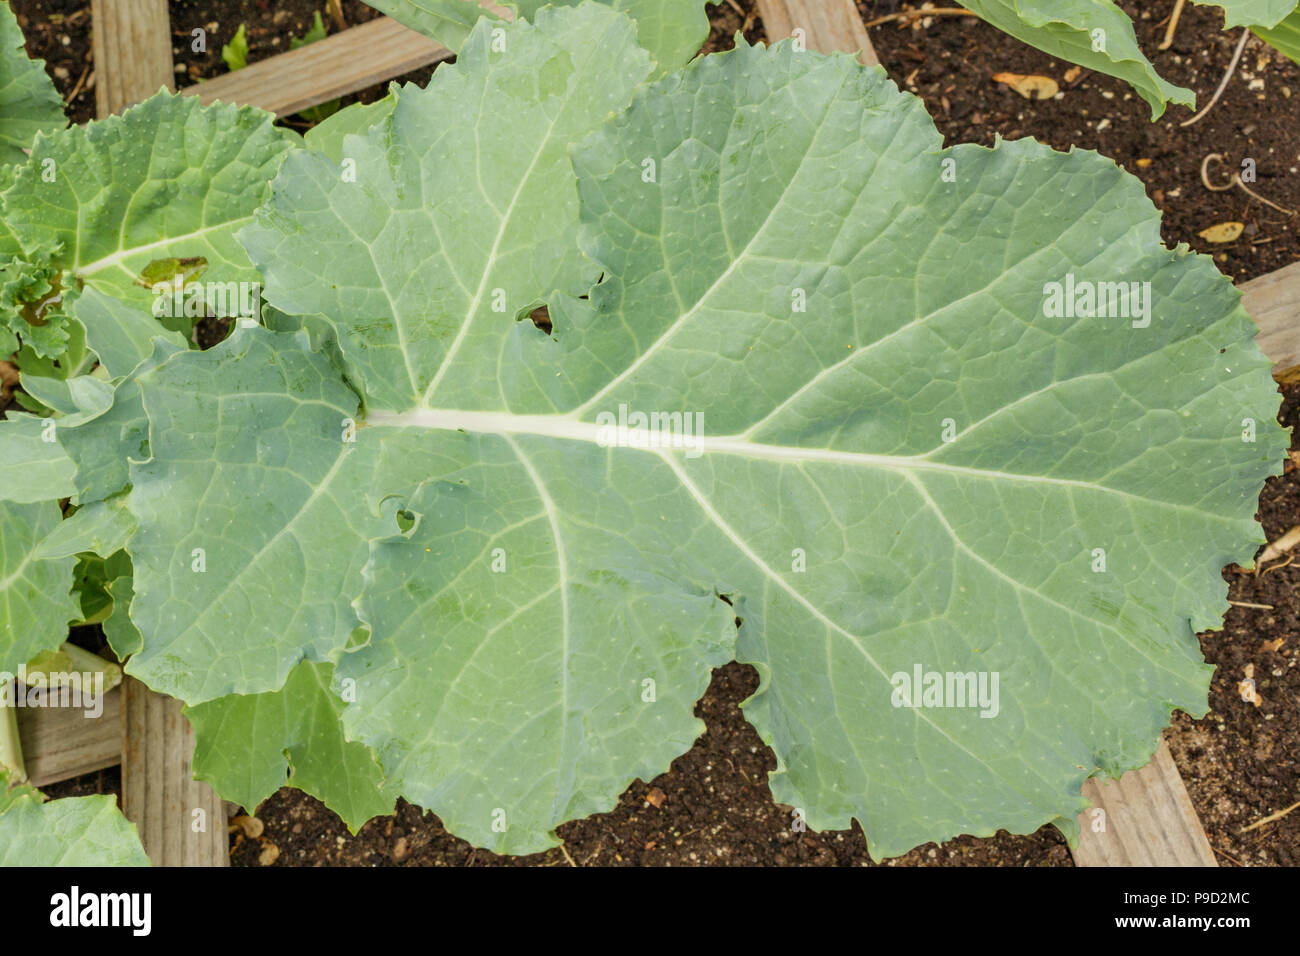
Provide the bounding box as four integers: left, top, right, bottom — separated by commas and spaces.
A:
528, 305, 552, 334
195, 316, 232, 350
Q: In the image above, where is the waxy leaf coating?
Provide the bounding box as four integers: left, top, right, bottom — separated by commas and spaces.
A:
0, 500, 80, 671
116, 13, 1280, 855
0, 771, 149, 866
1255, 7, 1300, 62
367, 0, 708, 73
2, 92, 298, 377
187, 660, 392, 831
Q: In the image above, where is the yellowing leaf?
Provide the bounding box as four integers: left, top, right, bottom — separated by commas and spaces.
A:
134, 255, 208, 289
1199, 221, 1245, 243
992, 71, 1059, 99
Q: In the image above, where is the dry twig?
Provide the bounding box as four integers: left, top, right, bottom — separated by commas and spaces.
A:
863, 8, 978, 28
1260, 554, 1295, 577
1158, 0, 1186, 50
1212, 844, 1246, 866
65, 63, 90, 105
1239, 800, 1300, 833
1181, 29, 1249, 128
1200, 152, 1295, 216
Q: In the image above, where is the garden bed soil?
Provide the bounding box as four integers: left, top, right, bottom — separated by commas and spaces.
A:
14, 0, 1300, 865
863, 0, 1300, 284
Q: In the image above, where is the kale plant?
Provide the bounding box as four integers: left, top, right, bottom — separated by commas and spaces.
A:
0, 1, 1284, 861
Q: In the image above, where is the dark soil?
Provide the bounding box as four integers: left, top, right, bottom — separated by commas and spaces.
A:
7, 2, 91, 122
12, 1, 1300, 866
862, 0, 1300, 283
1180, 386, 1300, 867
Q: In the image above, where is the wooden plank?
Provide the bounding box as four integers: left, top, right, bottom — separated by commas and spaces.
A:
756, 0, 879, 66
16, 686, 121, 788
121, 679, 227, 866
1072, 738, 1217, 866
92, 0, 227, 867
91, 0, 174, 117
184, 16, 453, 116
1241, 260, 1300, 379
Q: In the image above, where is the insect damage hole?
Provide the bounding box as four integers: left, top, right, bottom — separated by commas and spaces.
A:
527, 305, 552, 335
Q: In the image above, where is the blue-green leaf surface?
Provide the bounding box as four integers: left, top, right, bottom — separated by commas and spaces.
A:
119, 25, 1282, 856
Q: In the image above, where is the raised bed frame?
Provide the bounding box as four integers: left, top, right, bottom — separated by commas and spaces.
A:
19, 0, 1296, 866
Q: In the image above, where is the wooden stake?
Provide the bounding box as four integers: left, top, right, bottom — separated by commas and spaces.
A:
1072, 738, 1216, 866
1241, 260, 1300, 380
91, 0, 174, 117
756, 0, 880, 66
89, 0, 228, 867
121, 679, 227, 866
16, 686, 120, 787
185, 16, 452, 116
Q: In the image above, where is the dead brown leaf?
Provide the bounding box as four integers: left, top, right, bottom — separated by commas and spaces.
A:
230, 814, 264, 839
1198, 221, 1245, 243
992, 72, 1059, 100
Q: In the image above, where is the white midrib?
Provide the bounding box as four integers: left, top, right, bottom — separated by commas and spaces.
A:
654, 450, 1025, 795
502, 434, 575, 816
365, 406, 1172, 507
76, 218, 251, 276
418, 21, 611, 407
0, 549, 37, 594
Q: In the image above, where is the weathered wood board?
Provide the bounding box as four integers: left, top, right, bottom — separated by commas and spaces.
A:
91, 0, 228, 868
16, 686, 122, 788
1241, 260, 1300, 380
184, 16, 452, 117
91, 0, 174, 116
756, 0, 880, 65
121, 679, 227, 867
1073, 738, 1218, 866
